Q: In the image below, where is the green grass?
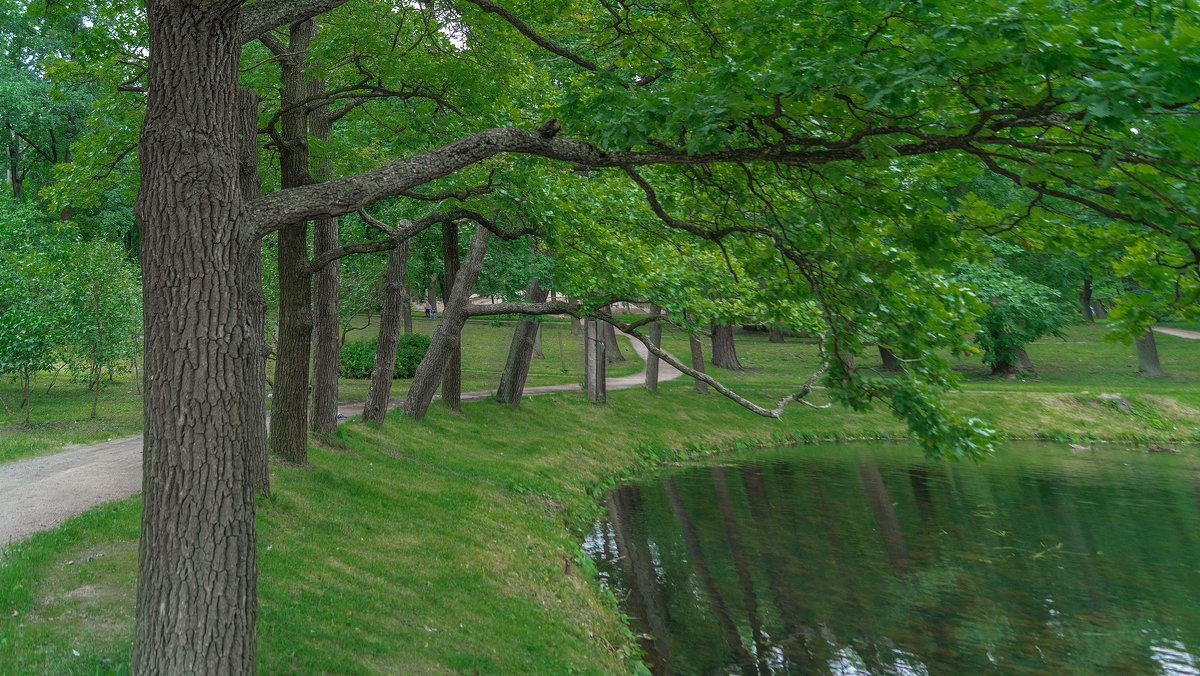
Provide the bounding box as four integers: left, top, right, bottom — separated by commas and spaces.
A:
333, 317, 642, 402
0, 377, 144, 465
0, 320, 642, 464
2, 324, 1200, 673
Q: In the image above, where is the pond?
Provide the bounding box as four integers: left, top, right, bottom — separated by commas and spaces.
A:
583, 442, 1200, 675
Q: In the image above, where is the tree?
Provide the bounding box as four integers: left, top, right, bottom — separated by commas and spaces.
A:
121, 0, 1200, 670
60, 239, 141, 418
953, 262, 1072, 377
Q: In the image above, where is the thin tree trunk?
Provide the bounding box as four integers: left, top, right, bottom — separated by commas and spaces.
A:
237, 87, 269, 498
496, 277, 548, 405
403, 227, 490, 419
5, 124, 20, 201
1136, 329, 1165, 377
440, 222, 462, 411
268, 20, 316, 464
427, 274, 438, 314
1079, 278, 1094, 323
570, 311, 582, 337
689, 331, 709, 394
309, 74, 340, 436
878, 345, 902, 372
711, 322, 745, 370
602, 305, 626, 363
584, 317, 607, 403
363, 240, 410, 422
133, 4, 256, 671
59, 113, 77, 221
645, 305, 661, 392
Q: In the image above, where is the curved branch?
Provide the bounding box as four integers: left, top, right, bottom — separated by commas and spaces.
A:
606, 315, 833, 417
461, 0, 599, 72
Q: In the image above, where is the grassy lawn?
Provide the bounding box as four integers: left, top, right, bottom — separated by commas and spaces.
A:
0, 378, 144, 466
2, 320, 1199, 673
0, 319, 641, 465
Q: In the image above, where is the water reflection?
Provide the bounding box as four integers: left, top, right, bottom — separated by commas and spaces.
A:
585, 443, 1200, 675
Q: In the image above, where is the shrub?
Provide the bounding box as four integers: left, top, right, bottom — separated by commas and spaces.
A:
339, 333, 431, 379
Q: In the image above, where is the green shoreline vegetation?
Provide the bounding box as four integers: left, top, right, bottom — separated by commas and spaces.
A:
3, 325, 1200, 673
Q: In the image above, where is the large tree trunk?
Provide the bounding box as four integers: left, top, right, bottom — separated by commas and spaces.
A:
645, 306, 661, 392
602, 304, 625, 363
238, 86, 270, 498
309, 75, 340, 435
133, 4, 256, 672
363, 240, 410, 423
1136, 329, 1165, 377
990, 345, 1035, 377
403, 227, 490, 419
268, 20, 316, 464
689, 332, 709, 394
768, 324, 785, 343
711, 322, 745, 370
1079, 278, 1095, 323
496, 277, 548, 405
402, 286, 413, 334
440, 222, 463, 411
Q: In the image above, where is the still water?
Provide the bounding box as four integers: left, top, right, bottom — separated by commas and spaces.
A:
584, 442, 1200, 675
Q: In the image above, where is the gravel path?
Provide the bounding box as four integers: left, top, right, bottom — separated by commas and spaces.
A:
0, 333, 681, 549
1152, 326, 1200, 340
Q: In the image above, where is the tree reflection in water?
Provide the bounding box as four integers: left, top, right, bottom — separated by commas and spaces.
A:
585, 442, 1200, 675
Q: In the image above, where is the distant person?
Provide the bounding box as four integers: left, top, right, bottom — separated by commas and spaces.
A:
424, 300, 432, 317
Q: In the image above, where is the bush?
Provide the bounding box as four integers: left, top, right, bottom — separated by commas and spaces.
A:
339, 333, 431, 379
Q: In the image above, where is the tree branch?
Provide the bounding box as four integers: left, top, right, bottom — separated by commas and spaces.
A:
239, 0, 352, 44
461, 0, 599, 72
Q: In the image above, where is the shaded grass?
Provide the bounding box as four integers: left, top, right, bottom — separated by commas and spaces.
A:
3, 325, 1200, 673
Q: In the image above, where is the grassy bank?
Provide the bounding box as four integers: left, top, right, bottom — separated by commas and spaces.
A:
3, 323, 1200, 673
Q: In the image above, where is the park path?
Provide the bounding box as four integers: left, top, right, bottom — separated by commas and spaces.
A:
0, 334, 680, 549
1152, 326, 1200, 340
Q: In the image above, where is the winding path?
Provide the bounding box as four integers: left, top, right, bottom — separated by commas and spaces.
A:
1152, 326, 1200, 340
0, 335, 680, 549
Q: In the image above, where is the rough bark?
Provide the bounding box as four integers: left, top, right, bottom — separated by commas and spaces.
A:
238, 87, 270, 498
644, 306, 661, 392
711, 322, 745, 370
427, 274, 438, 314
602, 305, 625, 363
1136, 329, 1166, 377
363, 239, 410, 423
496, 277, 548, 405
532, 323, 544, 359
768, 324, 785, 343
267, 20, 316, 464
1079, 278, 1094, 323
440, 222, 463, 411
689, 332, 709, 394
133, 3, 256, 672
878, 346, 903, 372
309, 75, 340, 435
584, 317, 607, 403
403, 226, 490, 419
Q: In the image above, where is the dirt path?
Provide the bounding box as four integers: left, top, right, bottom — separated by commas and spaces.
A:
1153, 326, 1200, 340
0, 334, 680, 549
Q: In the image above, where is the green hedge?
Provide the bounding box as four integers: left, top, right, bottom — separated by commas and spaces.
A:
339, 333, 431, 379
